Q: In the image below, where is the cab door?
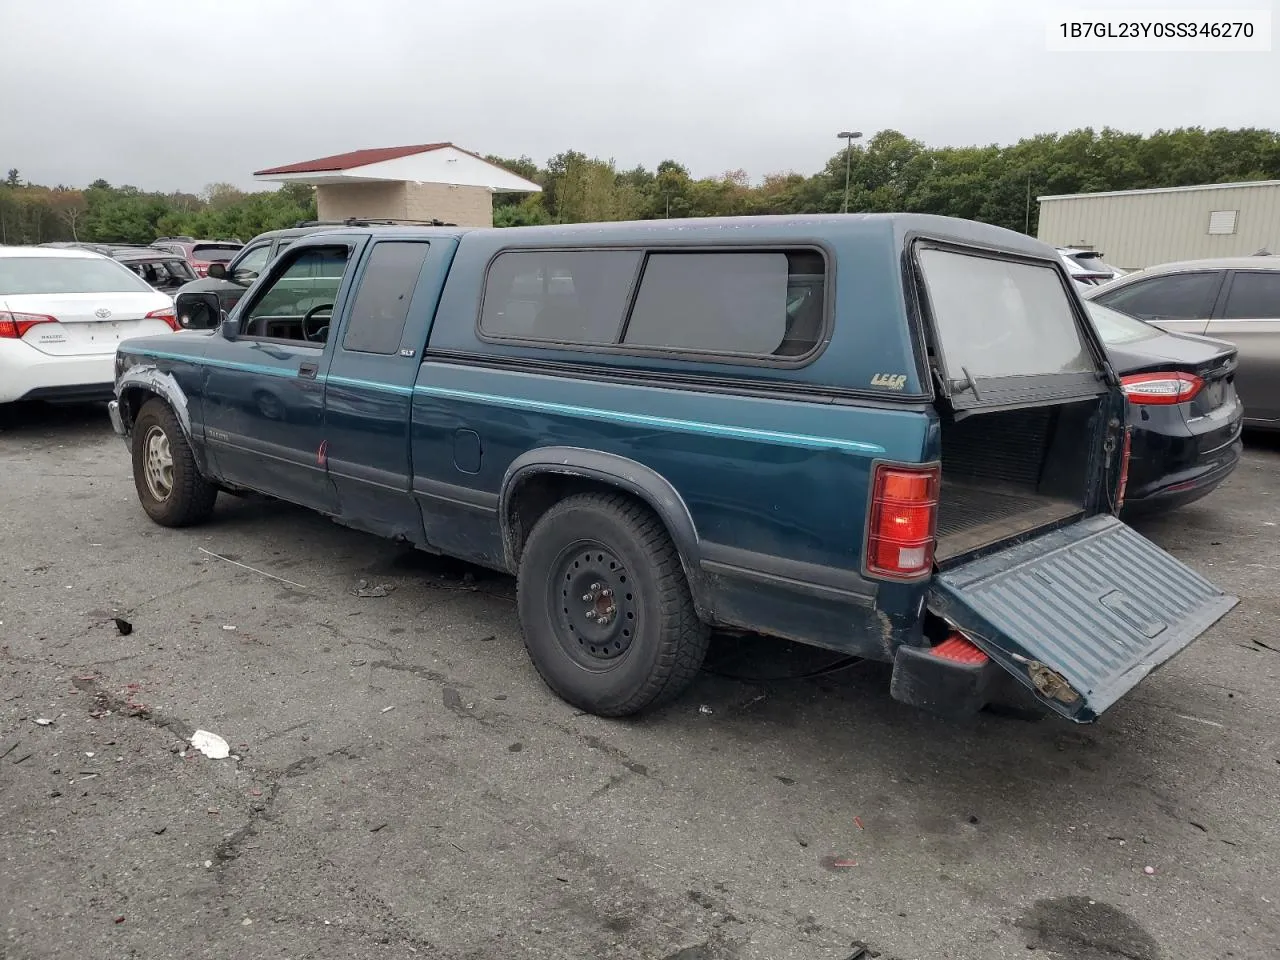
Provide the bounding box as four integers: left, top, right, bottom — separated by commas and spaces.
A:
202, 239, 365, 512
322, 238, 448, 541
1205, 269, 1280, 427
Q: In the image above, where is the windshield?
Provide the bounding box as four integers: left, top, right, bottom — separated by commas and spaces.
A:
0, 256, 153, 295
918, 248, 1094, 381
1086, 300, 1161, 345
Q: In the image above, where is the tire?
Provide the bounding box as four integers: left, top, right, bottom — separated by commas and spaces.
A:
130, 397, 218, 527
516, 492, 711, 717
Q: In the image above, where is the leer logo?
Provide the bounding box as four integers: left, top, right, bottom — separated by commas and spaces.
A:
870, 373, 907, 390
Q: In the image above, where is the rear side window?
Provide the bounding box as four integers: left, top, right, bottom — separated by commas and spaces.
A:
343, 241, 431, 354
479, 247, 826, 360
1097, 271, 1222, 320
918, 249, 1092, 380
623, 251, 824, 357
1221, 271, 1280, 320
481, 250, 640, 343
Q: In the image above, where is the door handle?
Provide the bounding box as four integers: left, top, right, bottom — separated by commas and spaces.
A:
298, 361, 319, 380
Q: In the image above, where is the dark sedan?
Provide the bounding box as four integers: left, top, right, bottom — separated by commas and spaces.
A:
1087, 300, 1243, 515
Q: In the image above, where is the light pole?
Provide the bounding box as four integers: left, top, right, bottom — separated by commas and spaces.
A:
837, 130, 863, 213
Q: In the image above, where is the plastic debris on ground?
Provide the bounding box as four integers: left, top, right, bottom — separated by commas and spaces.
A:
221, 625, 237, 632
698, 705, 714, 715
1144, 865, 1156, 875
33, 718, 54, 726
190, 730, 231, 760
355, 579, 394, 598
113, 617, 133, 636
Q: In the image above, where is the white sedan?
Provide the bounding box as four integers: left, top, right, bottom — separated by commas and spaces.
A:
0, 246, 179, 404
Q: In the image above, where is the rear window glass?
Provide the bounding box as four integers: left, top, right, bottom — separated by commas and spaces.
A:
623, 251, 824, 357
918, 249, 1093, 380
1222, 271, 1280, 320
1097, 271, 1221, 320
343, 241, 431, 354
480, 250, 641, 343
124, 258, 197, 287
193, 244, 241, 261
1085, 301, 1160, 345
0, 256, 153, 295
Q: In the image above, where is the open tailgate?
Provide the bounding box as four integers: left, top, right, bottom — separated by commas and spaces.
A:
928, 515, 1236, 722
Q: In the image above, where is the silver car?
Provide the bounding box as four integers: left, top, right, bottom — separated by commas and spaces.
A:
1085, 256, 1280, 430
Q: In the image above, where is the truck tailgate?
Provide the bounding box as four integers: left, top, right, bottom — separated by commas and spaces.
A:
928, 515, 1237, 721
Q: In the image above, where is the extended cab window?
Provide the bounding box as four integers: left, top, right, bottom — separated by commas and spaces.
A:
623, 251, 824, 357
343, 241, 431, 354
241, 245, 351, 344
481, 250, 640, 343
918, 249, 1092, 380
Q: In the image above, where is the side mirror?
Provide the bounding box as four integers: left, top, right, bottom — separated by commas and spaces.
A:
174, 291, 225, 331
206, 262, 227, 279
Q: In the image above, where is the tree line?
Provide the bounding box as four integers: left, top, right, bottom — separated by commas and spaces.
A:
4, 126, 1279, 247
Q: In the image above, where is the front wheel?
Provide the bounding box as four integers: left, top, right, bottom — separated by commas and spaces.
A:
130, 398, 218, 527
516, 492, 710, 717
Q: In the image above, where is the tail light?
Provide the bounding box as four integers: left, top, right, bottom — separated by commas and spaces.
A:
193, 261, 210, 277
1121, 371, 1203, 405
146, 307, 181, 332
0, 310, 57, 339
866, 463, 940, 580
1116, 426, 1133, 510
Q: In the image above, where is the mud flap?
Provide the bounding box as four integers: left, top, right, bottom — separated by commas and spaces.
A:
927, 515, 1237, 722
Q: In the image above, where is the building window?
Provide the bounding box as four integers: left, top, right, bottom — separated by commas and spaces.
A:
1207, 210, 1238, 235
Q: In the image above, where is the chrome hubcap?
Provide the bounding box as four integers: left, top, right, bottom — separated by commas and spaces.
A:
143, 425, 174, 501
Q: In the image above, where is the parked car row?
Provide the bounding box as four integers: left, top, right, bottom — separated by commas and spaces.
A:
1084, 255, 1280, 431
109, 213, 1236, 724
0, 246, 179, 404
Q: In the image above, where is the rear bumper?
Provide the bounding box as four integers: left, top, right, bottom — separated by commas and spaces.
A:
1123, 405, 1243, 514
0, 342, 115, 404
1123, 443, 1242, 516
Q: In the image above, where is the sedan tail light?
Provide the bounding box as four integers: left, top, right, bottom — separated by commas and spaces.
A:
146, 307, 181, 332
866, 463, 940, 580
1121, 372, 1203, 405
0, 310, 58, 339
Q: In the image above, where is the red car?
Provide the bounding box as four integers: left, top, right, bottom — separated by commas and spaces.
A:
150, 238, 243, 278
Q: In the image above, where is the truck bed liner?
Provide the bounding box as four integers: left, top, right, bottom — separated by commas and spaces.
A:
935, 481, 1081, 561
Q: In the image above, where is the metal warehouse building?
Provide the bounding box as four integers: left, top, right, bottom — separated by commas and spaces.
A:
1037, 179, 1280, 271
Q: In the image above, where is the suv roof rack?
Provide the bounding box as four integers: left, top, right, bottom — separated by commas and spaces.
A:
293, 217, 458, 228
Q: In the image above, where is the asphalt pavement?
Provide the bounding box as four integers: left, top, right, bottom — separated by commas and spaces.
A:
2, 402, 1277, 960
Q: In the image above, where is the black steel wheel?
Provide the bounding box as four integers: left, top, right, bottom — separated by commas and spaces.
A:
517, 492, 710, 716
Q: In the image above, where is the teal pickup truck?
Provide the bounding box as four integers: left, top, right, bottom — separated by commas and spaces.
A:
108, 214, 1236, 723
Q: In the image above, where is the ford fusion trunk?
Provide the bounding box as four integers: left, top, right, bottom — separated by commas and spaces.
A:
903, 240, 1237, 721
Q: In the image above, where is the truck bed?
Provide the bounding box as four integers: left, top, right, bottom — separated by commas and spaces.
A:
935, 481, 1081, 561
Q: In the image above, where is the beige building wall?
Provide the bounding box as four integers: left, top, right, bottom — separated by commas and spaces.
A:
1037, 181, 1280, 270
314, 181, 494, 227
404, 182, 493, 227
316, 182, 408, 220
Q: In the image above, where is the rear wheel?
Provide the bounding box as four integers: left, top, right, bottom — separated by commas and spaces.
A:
516, 492, 710, 716
130, 398, 217, 527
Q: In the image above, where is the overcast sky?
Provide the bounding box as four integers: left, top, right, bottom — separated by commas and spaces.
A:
1, 0, 1276, 193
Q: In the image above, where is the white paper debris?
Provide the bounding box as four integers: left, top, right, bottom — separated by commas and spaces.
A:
221, 624, 237, 632
190, 730, 231, 760
381, 705, 396, 714
33, 718, 54, 726
698, 704, 714, 715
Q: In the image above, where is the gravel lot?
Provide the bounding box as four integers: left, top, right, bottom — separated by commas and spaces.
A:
2, 402, 1278, 960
